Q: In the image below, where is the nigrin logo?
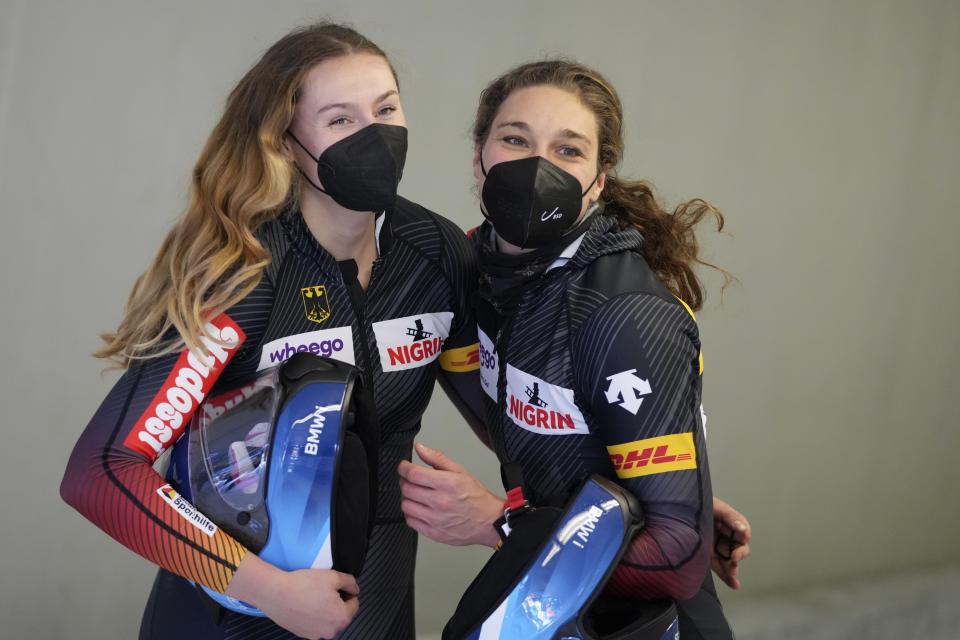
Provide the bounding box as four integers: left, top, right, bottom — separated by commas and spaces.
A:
508, 383, 576, 430
503, 364, 588, 435
372, 313, 454, 373
386, 319, 443, 367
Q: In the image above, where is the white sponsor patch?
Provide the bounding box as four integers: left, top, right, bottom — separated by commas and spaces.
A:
504, 364, 588, 435
603, 369, 653, 415
157, 484, 218, 537
372, 313, 454, 372
258, 326, 355, 371
478, 327, 499, 401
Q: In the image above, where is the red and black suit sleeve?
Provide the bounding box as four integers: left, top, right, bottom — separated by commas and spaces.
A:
572, 293, 712, 601
60, 312, 262, 593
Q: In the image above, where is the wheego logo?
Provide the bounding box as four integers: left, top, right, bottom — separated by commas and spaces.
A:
292, 403, 341, 455
504, 365, 588, 436
372, 313, 453, 373
478, 328, 498, 401
606, 433, 697, 479
157, 484, 218, 537
258, 327, 355, 371
270, 338, 344, 362
123, 315, 245, 460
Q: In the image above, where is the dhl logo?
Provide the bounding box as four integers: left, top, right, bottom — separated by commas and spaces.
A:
438, 343, 481, 373
606, 433, 697, 479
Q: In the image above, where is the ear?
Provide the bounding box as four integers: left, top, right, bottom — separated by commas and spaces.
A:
280, 131, 295, 162
472, 146, 483, 183
591, 168, 608, 201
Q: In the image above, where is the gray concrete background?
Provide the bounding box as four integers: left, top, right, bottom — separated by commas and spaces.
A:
1, 1, 958, 638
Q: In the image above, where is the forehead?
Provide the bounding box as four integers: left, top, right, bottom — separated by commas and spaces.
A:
493, 85, 598, 142
298, 53, 397, 108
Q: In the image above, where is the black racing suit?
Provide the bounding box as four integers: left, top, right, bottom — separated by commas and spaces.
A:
473, 214, 734, 639
61, 198, 484, 640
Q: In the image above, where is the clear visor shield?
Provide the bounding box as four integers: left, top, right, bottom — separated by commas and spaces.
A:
188, 369, 283, 518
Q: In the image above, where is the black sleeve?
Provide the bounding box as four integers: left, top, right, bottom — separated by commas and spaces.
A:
573, 293, 712, 601
433, 216, 488, 446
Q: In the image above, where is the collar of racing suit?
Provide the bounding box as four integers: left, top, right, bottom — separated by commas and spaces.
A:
280, 204, 395, 280
474, 209, 645, 315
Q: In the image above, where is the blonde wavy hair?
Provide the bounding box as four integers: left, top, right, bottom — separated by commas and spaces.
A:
97, 22, 396, 366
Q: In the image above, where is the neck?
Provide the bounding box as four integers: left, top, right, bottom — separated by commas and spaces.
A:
299, 187, 378, 262
494, 234, 530, 255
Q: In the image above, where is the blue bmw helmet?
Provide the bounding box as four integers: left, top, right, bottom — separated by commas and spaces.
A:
169, 353, 378, 616
443, 475, 678, 640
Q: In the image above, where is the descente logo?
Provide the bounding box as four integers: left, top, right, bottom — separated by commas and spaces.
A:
123, 315, 246, 460
157, 484, 218, 537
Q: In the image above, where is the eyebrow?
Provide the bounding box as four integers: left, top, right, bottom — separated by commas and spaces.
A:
496, 121, 590, 143
316, 90, 399, 114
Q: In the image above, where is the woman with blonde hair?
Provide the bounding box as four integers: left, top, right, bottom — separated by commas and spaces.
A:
60, 22, 484, 640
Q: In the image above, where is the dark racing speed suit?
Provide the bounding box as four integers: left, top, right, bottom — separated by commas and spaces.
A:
60, 198, 485, 640
473, 213, 734, 639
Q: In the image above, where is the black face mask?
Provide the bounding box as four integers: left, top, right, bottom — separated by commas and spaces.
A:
480, 154, 599, 249
287, 124, 408, 212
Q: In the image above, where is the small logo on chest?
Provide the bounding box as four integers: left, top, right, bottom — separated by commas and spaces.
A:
504, 365, 588, 436
301, 285, 332, 325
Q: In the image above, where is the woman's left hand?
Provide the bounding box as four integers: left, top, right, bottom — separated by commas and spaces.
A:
398, 443, 504, 548
711, 496, 752, 589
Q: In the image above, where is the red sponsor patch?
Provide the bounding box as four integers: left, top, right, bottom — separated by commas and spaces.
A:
123, 315, 246, 460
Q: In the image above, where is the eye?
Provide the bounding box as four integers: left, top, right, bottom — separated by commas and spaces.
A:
557, 146, 584, 158
377, 105, 398, 117
502, 135, 527, 147
328, 115, 351, 127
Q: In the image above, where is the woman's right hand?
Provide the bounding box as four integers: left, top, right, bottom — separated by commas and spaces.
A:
226, 552, 359, 639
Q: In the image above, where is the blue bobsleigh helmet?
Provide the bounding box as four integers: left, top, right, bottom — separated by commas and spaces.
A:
443, 474, 678, 640
169, 352, 378, 616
